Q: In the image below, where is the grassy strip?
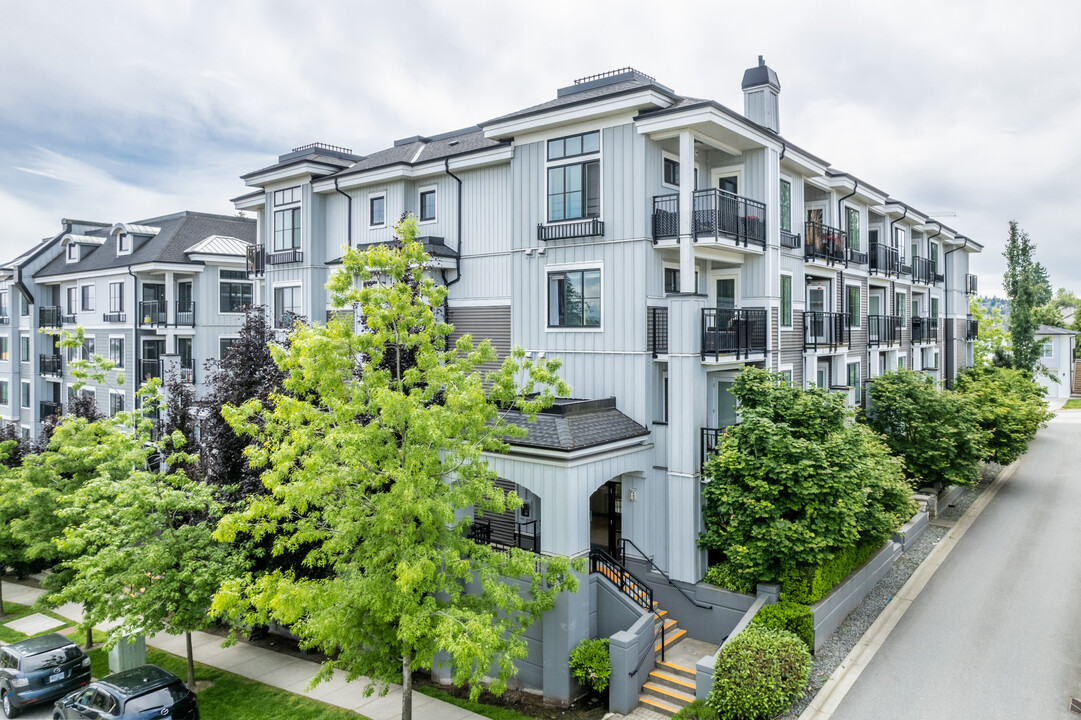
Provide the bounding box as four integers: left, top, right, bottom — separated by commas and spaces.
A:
415, 685, 536, 720
0, 601, 75, 644
1062, 398, 1081, 409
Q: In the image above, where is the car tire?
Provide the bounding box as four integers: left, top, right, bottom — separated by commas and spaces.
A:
2, 690, 20, 719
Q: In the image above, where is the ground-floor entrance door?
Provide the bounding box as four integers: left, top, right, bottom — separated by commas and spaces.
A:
590, 480, 622, 558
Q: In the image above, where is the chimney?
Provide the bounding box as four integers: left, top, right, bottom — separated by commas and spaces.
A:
741, 55, 780, 133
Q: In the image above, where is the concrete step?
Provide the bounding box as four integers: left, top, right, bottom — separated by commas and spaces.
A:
642, 681, 696, 707
655, 627, 686, 653
639, 695, 681, 717
648, 669, 697, 694
656, 660, 696, 680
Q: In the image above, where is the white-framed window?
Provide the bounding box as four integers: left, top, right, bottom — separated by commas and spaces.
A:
272, 186, 301, 206
19, 336, 29, 363
0, 290, 7, 318
67, 244, 79, 263
846, 284, 861, 328
930, 242, 939, 272
547, 265, 601, 329
931, 297, 939, 320
0, 337, 7, 361
83, 336, 95, 360
896, 292, 906, 323
846, 206, 860, 251
219, 337, 239, 359
779, 178, 792, 233
81, 283, 96, 312
546, 130, 600, 223
117, 232, 131, 255
663, 266, 699, 294
847, 361, 861, 388
19, 294, 27, 317
66, 287, 77, 315
780, 273, 793, 328
273, 207, 301, 251
898, 355, 906, 370
20, 426, 28, 441
109, 390, 124, 417
219, 269, 253, 313
108, 282, 124, 313
81, 387, 96, 404
369, 193, 386, 228
273, 285, 302, 328
1042, 338, 1054, 359
418, 187, 436, 223
779, 366, 793, 385
20, 381, 29, 409
109, 337, 125, 368
0, 380, 8, 405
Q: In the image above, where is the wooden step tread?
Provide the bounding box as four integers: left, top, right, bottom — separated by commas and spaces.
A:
640, 696, 680, 713
649, 669, 696, 690
657, 660, 696, 677
643, 682, 696, 703
655, 628, 687, 652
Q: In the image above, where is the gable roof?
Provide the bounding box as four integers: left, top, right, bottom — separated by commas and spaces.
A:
500, 397, 649, 452
185, 235, 251, 256
1037, 324, 1078, 336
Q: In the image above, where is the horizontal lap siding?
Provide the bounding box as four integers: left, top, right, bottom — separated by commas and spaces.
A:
447, 305, 512, 374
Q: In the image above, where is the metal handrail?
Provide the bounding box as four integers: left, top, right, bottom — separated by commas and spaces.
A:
631, 613, 666, 675
619, 538, 713, 611
589, 547, 653, 611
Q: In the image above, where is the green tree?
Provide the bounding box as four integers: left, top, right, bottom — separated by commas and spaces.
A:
0, 440, 22, 614
954, 366, 1053, 466
699, 368, 913, 585
865, 370, 988, 488
970, 297, 1010, 367
211, 217, 579, 720
1032, 304, 1065, 328
1003, 221, 1043, 373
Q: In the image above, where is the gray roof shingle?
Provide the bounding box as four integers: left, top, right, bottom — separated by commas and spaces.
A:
500, 397, 648, 452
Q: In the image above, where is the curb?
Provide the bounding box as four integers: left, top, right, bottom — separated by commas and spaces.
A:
797, 459, 1021, 720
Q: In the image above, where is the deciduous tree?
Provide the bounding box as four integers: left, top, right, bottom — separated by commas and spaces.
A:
954, 365, 1053, 466
1003, 221, 1043, 373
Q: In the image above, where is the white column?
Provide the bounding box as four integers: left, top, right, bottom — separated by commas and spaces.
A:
678, 130, 696, 293
164, 272, 175, 350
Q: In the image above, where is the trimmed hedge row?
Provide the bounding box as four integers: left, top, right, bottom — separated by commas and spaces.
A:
779, 540, 881, 605
751, 600, 814, 652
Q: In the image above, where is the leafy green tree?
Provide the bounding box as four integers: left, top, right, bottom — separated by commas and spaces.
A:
1032, 304, 1065, 328
0, 441, 22, 614
1033, 262, 1053, 307
1050, 287, 1080, 311
211, 217, 579, 720
699, 368, 913, 585
865, 370, 988, 488
970, 297, 1010, 367
1003, 221, 1043, 373
954, 366, 1053, 466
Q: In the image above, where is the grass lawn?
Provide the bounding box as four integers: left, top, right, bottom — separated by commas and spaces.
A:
417, 686, 536, 720
0, 601, 73, 644
1062, 398, 1081, 409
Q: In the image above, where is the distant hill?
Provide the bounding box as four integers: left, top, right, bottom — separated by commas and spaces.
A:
978, 296, 1010, 317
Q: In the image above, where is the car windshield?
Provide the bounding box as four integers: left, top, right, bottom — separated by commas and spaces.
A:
23, 645, 81, 672
125, 683, 188, 713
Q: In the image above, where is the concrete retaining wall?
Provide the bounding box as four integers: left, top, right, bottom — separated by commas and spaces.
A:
810, 540, 902, 652
893, 510, 929, 551
608, 607, 657, 715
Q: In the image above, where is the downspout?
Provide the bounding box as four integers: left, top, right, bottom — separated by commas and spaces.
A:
942, 234, 970, 388
333, 177, 352, 249
444, 158, 463, 288
779, 141, 787, 161
13, 266, 34, 307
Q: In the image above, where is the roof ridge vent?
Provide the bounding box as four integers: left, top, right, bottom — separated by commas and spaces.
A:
558, 68, 668, 98
573, 67, 656, 85
278, 143, 363, 163
292, 142, 352, 155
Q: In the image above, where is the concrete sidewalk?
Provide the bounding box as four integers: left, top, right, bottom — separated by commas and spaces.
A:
1, 580, 484, 720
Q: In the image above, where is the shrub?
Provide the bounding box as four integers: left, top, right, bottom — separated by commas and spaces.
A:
707, 625, 811, 720
954, 365, 1053, 466
751, 601, 814, 652
569, 638, 610, 693
673, 699, 719, 719
702, 563, 755, 595
780, 541, 882, 605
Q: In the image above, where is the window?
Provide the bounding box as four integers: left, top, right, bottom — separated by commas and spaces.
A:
0, 380, 7, 405
0, 338, 6, 361
896, 292, 906, 323
1042, 339, 1054, 359
274, 286, 302, 327
930, 242, 939, 271
273, 186, 301, 206
110, 392, 124, 417
20, 381, 29, 409
273, 208, 301, 251
83, 337, 95, 360
81, 284, 95, 312
109, 338, 124, 368
370, 195, 386, 227
0, 291, 7, 317
663, 157, 680, 187
780, 369, 793, 384
912, 299, 919, 320
118, 233, 131, 254
547, 130, 600, 222
419, 189, 436, 222
779, 180, 791, 232
911, 241, 919, 261
19, 336, 29, 363
847, 285, 860, 328
220, 271, 253, 313
548, 269, 600, 328
66, 287, 77, 315
219, 337, 238, 358
898, 355, 906, 370
108, 282, 124, 313
780, 275, 792, 327
67, 244, 78, 262
664, 268, 698, 294
19, 294, 27, 316
894, 226, 905, 249
846, 207, 860, 250
847, 362, 860, 388
931, 298, 939, 319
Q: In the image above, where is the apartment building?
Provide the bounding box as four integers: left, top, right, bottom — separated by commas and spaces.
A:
232, 61, 981, 708
0, 212, 255, 434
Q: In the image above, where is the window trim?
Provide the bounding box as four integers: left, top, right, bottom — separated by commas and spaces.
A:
218, 336, 240, 360
80, 283, 96, 312
272, 282, 303, 328
846, 284, 861, 328
896, 292, 906, 323
845, 204, 860, 251
546, 130, 601, 162
272, 206, 301, 252
779, 177, 792, 233
117, 232, 132, 256
109, 390, 125, 417
369, 192, 387, 229
780, 273, 793, 328
418, 186, 437, 224
109, 335, 125, 369
218, 269, 254, 315
544, 261, 603, 332
544, 131, 602, 225
846, 360, 861, 388
19, 335, 29, 363
0, 379, 8, 406
20, 380, 30, 409
108, 281, 124, 314
66, 244, 79, 263
1042, 338, 1054, 359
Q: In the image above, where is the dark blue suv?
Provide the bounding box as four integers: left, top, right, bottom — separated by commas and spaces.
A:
53, 664, 198, 720
0, 633, 91, 718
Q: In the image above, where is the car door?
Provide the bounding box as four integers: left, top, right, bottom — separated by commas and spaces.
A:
70, 687, 97, 718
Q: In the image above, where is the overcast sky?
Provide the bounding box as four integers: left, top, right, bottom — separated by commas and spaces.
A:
2, 0, 1078, 297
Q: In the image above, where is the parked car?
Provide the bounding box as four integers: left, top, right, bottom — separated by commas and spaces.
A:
52, 664, 198, 720
0, 633, 91, 718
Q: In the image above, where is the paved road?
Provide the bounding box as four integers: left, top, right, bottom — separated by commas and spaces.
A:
832, 410, 1081, 719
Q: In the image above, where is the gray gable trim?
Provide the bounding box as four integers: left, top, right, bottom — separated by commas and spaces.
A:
1037, 325, 1079, 336
480, 78, 679, 128
500, 397, 649, 452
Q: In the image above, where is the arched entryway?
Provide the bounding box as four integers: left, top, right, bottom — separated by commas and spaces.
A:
589, 480, 622, 557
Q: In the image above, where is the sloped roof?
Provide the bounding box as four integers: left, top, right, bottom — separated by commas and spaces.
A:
185, 235, 251, 256
331, 127, 506, 178
500, 397, 649, 452
1037, 324, 1078, 336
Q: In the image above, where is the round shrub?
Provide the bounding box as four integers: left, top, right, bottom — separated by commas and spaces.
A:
673, 699, 719, 719
751, 600, 814, 653
569, 638, 610, 692
707, 625, 811, 720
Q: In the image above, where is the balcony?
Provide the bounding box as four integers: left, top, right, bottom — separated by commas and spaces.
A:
899, 260, 912, 276
911, 257, 936, 285
870, 242, 900, 276
804, 222, 847, 265
847, 247, 868, 266
39, 354, 62, 377
103, 312, 127, 323
966, 316, 979, 341
651, 189, 767, 248
803, 311, 848, 351
40, 401, 62, 420
867, 315, 903, 348
138, 301, 168, 327
647, 306, 668, 357
965, 273, 979, 295
39, 306, 63, 328
62, 313, 77, 324
247, 245, 266, 277
701, 307, 767, 360
701, 425, 736, 473
537, 218, 604, 242
140, 359, 161, 382
467, 518, 539, 554
780, 229, 801, 249
175, 301, 196, 328
267, 248, 304, 265
911, 316, 939, 344
179, 364, 195, 384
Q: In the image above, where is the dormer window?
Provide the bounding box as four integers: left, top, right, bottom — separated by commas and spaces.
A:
67, 244, 79, 263
117, 233, 131, 255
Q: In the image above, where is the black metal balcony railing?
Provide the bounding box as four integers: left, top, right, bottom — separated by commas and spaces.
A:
62, 313, 77, 324
138, 301, 167, 327
537, 218, 604, 242
803, 311, 848, 350
103, 312, 126, 323
467, 518, 540, 554
140, 359, 162, 381
39, 354, 62, 377
804, 222, 848, 265
847, 246, 868, 265
39, 306, 63, 328
692, 189, 766, 248
179, 364, 195, 384
966, 316, 979, 341
899, 260, 912, 276
247, 245, 266, 277
911, 316, 939, 344
700, 426, 736, 472
965, 273, 978, 295
701, 307, 767, 359
267, 248, 304, 265
651, 194, 679, 241
648, 306, 668, 357
780, 229, 801, 249
589, 547, 652, 611
868, 315, 903, 348
912, 257, 936, 285
869, 242, 901, 276
40, 401, 62, 420
175, 301, 196, 327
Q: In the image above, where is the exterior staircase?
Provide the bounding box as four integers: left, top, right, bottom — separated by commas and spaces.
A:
637, 602, 697, 716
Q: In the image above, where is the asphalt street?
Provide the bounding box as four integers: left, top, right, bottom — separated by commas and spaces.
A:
831, 410, 1081, 719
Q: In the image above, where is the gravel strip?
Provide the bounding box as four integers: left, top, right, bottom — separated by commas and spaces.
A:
781, 463, 1001, 719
